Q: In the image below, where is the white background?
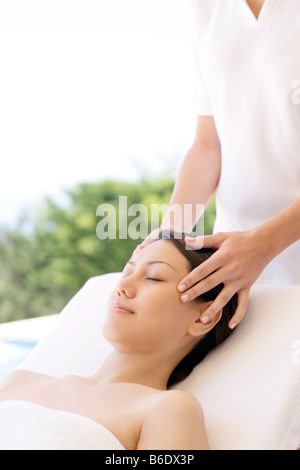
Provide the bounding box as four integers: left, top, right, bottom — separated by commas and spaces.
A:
0, 0, 197, 229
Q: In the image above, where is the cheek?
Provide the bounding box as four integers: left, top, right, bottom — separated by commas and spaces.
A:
141, 286, 178, 318
139, 292, 190, 338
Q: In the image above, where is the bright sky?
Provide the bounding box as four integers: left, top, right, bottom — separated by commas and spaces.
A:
0, 0, 197, 229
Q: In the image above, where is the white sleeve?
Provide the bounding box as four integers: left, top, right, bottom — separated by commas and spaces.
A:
190, 0, 213, 116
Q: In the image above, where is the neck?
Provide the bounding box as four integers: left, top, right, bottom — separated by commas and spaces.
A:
91, 348, 185, 391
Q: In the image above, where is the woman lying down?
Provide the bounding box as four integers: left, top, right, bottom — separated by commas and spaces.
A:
0, 231, 238, 450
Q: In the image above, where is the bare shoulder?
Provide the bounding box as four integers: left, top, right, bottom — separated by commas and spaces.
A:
0, 369, 30, 389
152, 389, 204, 416
137, 389, 209, 450
152, 390, 206, 432
0, 369, 49, 397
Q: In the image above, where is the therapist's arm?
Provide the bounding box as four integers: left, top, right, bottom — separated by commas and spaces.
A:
179, 198, 300, 328
255, 198, 300, 260
160, 115, 221, 232
133, 114, 222, 259
132, 115, 221, 257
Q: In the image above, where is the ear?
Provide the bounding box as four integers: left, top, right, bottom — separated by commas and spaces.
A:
187, 301, 223, 338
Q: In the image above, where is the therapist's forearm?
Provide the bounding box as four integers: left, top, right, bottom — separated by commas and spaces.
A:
252, 198, 300, 260
160, 141, 220, 233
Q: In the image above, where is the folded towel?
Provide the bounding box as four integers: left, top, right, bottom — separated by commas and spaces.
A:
0, 400, 125, 450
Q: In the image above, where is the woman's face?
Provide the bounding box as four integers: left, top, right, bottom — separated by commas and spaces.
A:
103, 239, 207, 356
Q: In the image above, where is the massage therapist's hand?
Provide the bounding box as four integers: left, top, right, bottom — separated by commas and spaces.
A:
179, 230, 274, 329
132, 228, 163, 257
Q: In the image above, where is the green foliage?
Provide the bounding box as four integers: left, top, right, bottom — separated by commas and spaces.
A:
0, 176, 216, 323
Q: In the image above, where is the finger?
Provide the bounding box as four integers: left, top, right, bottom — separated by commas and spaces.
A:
178, 254, 222, 294
180, 267, 226, 303
132, 244, 143, 257
133, 229, 161, 255
184, 234, 205, 250
200, 285, 237, 324
228, 288, 250, 329
148, 227, 162, 241
132, 228, 163, 257
185, 232, 226, 250
142, 228, 161, 246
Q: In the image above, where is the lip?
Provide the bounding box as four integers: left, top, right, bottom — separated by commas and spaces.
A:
110, 300, 134, 314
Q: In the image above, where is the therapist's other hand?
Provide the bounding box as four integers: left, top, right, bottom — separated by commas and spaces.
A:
178, 230, 273, 329
131, 228, 162, 257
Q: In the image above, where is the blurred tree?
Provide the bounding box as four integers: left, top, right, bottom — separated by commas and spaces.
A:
0, 175, 216, 323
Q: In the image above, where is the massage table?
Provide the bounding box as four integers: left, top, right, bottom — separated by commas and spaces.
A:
21, 272, 300, 450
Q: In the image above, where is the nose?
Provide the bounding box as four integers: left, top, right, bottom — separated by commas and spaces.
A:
115, 276, 135, 298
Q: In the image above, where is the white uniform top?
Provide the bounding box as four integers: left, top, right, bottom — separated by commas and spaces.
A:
190, 0, 300, 284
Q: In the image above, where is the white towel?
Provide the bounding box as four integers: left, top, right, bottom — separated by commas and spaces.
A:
0, 400, 125, 450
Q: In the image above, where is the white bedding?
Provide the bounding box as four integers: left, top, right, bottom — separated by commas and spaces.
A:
21, 272, 300, 450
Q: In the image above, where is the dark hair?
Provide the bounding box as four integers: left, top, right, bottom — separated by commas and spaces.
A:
156, 230, 238, 388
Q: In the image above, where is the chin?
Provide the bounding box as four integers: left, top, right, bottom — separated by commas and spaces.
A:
101, 316, 135, 352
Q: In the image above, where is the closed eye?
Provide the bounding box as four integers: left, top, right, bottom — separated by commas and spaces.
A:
120, 273, 163, 282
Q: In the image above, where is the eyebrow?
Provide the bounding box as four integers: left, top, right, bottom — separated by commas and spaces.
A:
127, 260, 176, 271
